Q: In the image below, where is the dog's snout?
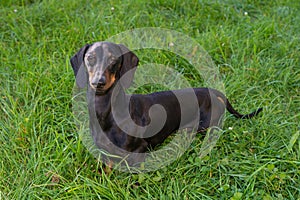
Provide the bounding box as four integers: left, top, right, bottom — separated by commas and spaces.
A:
91, 74, 106, 88
98, 76, 106, 86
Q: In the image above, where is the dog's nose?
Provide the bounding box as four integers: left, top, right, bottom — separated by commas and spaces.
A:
98, 76, 106, 87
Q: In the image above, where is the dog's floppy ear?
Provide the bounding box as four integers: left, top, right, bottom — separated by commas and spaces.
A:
118, 44, 139, 88
70, 44, 91, 88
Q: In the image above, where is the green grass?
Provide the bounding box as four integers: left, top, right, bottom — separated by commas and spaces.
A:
1, 0, 299, 199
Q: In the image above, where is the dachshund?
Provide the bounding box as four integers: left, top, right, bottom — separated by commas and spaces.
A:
70, 41, 262, 164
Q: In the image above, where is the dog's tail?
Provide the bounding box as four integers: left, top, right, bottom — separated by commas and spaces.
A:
211, 88, 262, 119
226, 99, 263, 119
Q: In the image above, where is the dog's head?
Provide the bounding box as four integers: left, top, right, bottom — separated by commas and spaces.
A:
70, 42, 139, 95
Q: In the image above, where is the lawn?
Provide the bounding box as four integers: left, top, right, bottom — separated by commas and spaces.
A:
0, 0, 299, 199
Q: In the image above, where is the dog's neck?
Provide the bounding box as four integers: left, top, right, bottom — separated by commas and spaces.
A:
89, 84, 129, 130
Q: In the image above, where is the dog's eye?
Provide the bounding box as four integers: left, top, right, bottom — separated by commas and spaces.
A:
87, 55, 96, 66
109, 62, 119, 73
107, 61, 117, 73
109, 66, 116, 73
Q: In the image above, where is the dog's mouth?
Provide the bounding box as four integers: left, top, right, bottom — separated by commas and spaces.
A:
90, 84, 107, 95
95, 86, 107, 95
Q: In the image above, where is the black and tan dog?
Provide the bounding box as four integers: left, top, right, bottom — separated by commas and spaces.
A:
71, 41, 262, 161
